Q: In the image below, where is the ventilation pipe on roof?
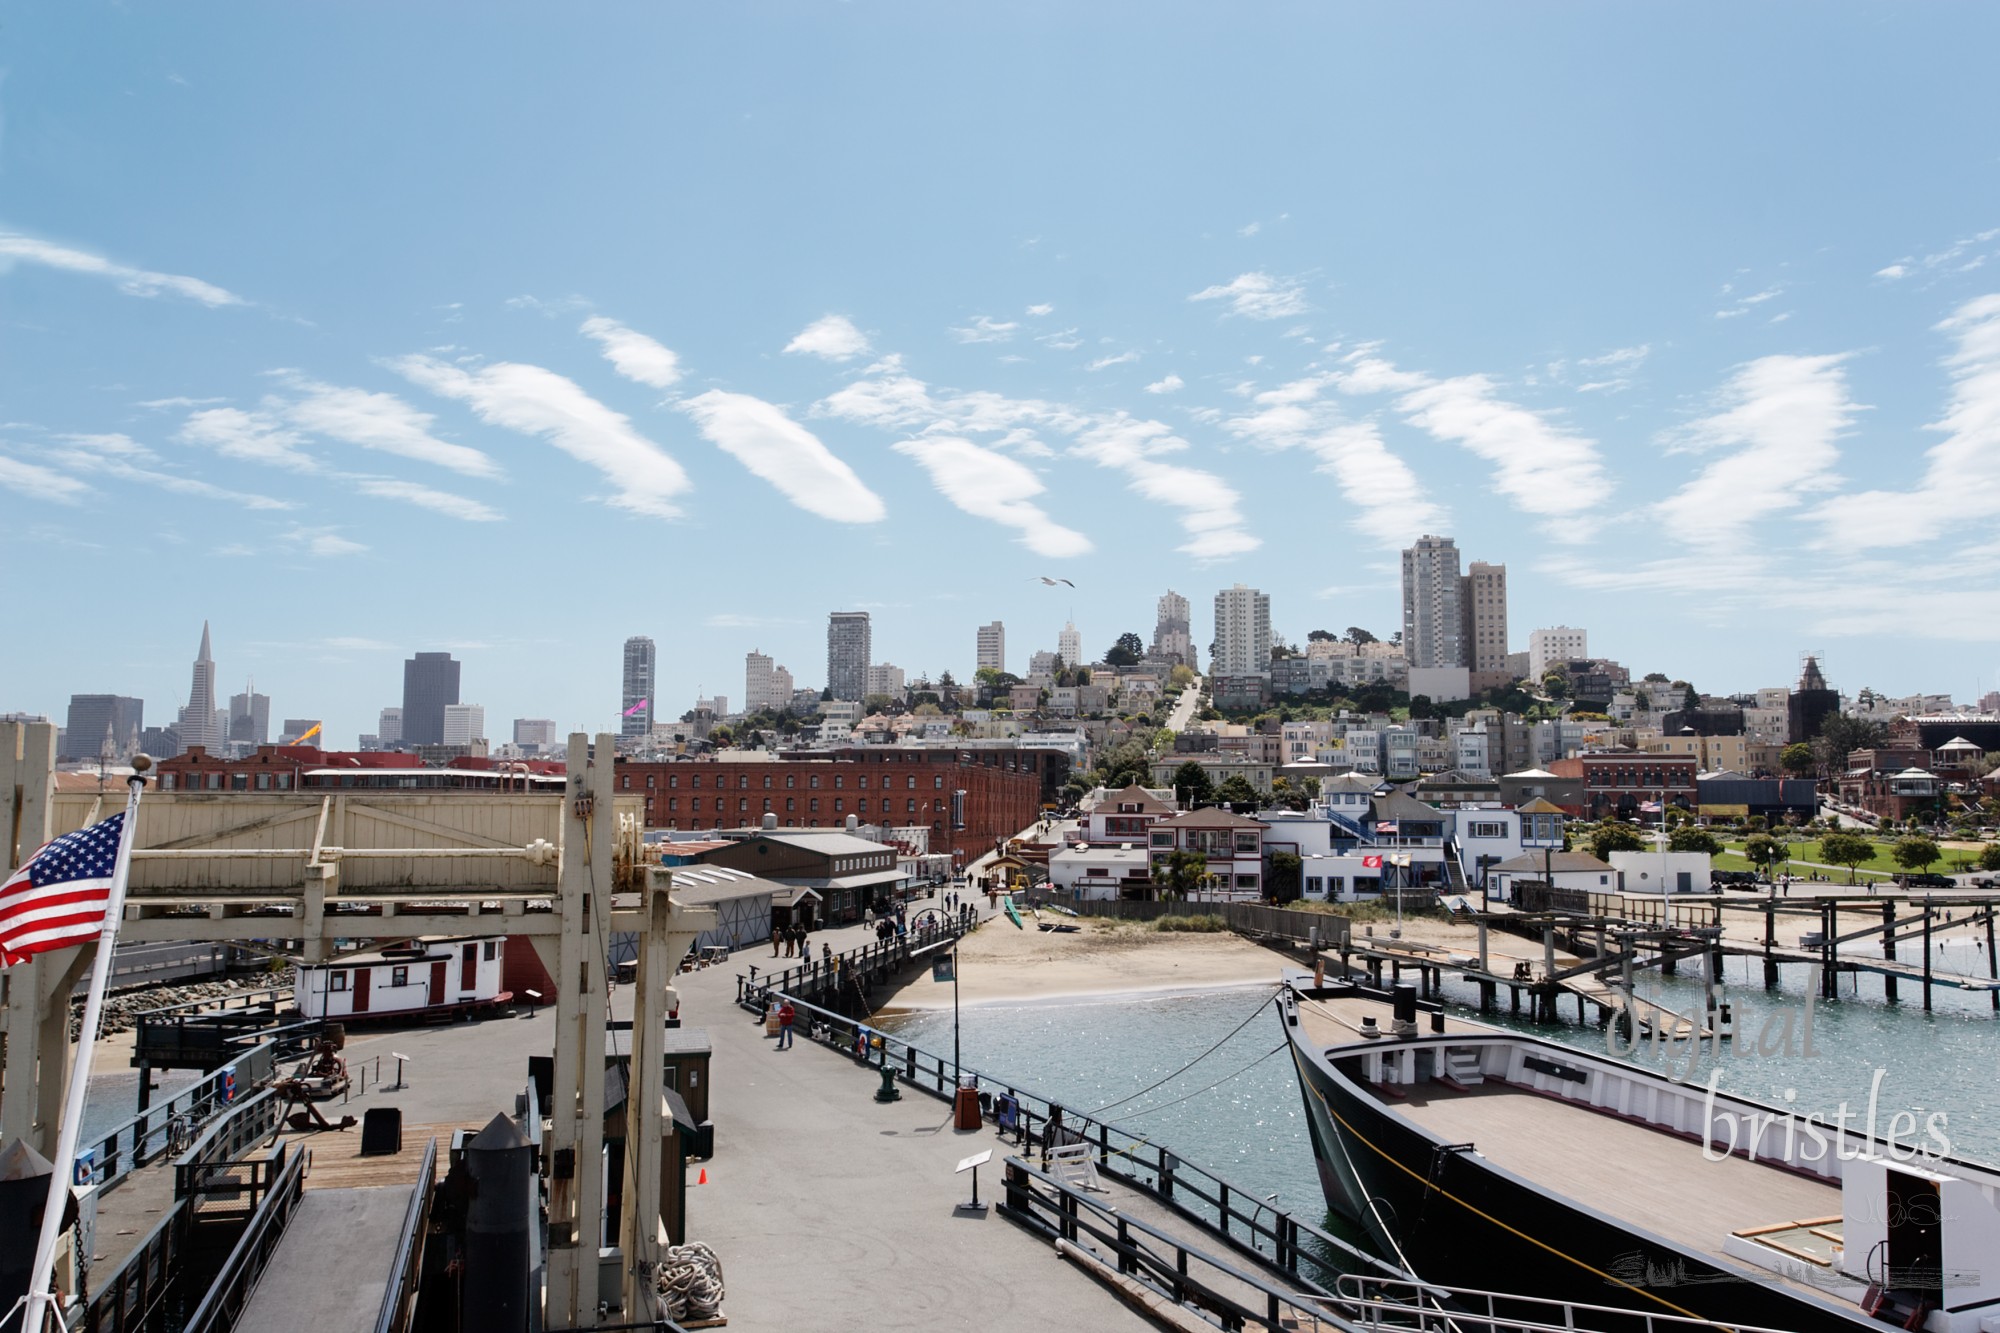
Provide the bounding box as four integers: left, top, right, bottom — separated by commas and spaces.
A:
845, 814, 859, 832
762, 812, 778, 830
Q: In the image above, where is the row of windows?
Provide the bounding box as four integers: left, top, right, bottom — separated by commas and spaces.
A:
624, 771, 947, 792
643, 795, 935, 815
161, 771, 296, 791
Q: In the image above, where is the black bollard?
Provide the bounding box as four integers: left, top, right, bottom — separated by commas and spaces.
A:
464, 1113, 533, 1332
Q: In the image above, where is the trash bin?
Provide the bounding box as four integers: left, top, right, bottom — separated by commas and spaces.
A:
954, 1076, 981, 1131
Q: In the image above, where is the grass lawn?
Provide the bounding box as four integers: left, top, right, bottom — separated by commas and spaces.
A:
1717, 837, 1994, 879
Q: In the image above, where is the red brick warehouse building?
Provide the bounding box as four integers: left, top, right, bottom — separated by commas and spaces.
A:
613, 745, 1063, 862
1548, 752, 1699, 820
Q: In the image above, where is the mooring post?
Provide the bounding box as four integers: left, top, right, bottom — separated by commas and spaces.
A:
1923, 901, 1934, 1012
1882, 900, 1899, 1003
1986, 907, 1999, 1014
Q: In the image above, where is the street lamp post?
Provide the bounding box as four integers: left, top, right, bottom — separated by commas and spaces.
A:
1388, 853, 1411, 938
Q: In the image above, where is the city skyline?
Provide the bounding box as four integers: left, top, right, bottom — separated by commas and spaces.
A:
4, 8, 2000, 736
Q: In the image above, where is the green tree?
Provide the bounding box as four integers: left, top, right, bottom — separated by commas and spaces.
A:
1346, 626, 1378, 646
1813, 714, 1889, 775
1169, 664, 1196, 690
1156, 849, 1207, 899
1095, 738, 1151, 790
1216, 774, 1260, 807
1171, 760, 1215, 808
1307, 629, 1337, 642
1668, 826, 1723, 856
1587, 820, 1646, 862
1104, 632, 1145, 667
1743, 833, 1788, 880
862, 693, 896, 715
1266, 851, 1303, 903
1978, 842, 2000, 874
1542, 673, 1570, 701
708, 725, 734, 748
1892, 835, 1941, 876
1781, 742, 1815, 777
1818, 831, 1876, 884
1408, 694, 1438, 721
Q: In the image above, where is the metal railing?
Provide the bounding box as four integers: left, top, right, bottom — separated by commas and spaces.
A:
81, 1033, 306, 1192
1335, 1276, 1803, 1333
85, 1199, 189, 1333
178, 1144, 308, 1333
174, 1089, 284, 1199
373, 1137, 438, 1333
746, 987, 1400, 1296
1001, 1154, 1352, 1333
733, 910, 974, 1008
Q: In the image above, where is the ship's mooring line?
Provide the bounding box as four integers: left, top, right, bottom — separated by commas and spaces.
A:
1084, 985, 1281, 1117
1114, 1042, 1287, 1120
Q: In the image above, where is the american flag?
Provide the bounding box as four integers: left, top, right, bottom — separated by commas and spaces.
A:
0, 813, 124, 968
1374, 820, 1400, 834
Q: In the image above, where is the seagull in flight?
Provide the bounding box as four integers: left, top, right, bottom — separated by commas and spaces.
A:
1032, 576, 1076, 587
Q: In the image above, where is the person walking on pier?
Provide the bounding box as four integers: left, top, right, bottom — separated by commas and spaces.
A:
776, 1000, 796, 1049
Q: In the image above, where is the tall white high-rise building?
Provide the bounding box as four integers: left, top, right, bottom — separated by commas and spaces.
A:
1211, 585, 1272, 677
176, 621, 220, 752
1460, 561, 1509, 674
865, 663, 906, 699
745, 650, 796, 714
621, 636, 655, 739
378, 707, 403, 745
442, 704, 486, 746
1057, 621, 1083, 670
827, 611, 871, 700
1528, 627, 1589, 680
1401, 535, 1464, 670
1151, 590, 1192, 667
976, 621, 1006, 674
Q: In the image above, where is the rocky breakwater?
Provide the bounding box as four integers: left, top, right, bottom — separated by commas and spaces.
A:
70, 975, 292, 1040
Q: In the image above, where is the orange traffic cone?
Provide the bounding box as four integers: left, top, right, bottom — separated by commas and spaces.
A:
697, 1168, 707, 1185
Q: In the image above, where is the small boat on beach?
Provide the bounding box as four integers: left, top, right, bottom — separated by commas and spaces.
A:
1280, 974, 2000, 1332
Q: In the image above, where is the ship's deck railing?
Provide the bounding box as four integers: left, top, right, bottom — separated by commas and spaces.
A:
373, 1136, 439, 1333
178, 1142, 309, 1333
1001, 1154, 1362, 1333
1336, 1275, 1804, 1333
748, 986, 1404, 1301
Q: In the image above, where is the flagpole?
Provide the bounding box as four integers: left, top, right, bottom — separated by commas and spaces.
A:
17, 758, 149, 1333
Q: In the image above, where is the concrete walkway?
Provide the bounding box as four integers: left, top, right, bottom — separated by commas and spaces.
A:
673, 941, 1153, 1331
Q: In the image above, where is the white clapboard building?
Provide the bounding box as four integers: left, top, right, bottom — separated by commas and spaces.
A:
293, 935, 509, 1020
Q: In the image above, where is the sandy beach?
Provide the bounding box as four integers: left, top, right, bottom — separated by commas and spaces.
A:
875, 916, 1302, 1010
873, 897, 2000, 1014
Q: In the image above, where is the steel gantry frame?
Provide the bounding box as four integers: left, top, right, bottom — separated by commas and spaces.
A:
0, 722, 712, 1328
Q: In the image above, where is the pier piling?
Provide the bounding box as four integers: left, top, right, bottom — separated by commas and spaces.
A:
1882, 902, 1898, 1003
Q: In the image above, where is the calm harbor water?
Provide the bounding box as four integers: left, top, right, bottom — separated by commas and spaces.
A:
876, 944, 2000, 1238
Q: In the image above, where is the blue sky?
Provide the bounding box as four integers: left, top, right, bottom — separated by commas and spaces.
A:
5, 4, 2000, 744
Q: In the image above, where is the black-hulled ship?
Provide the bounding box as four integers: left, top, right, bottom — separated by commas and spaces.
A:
1280, 975, 2000, 1332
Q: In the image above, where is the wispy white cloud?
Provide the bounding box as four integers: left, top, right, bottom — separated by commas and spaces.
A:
1221, 374, 1443, 545
1653, 354, 1856, 547
1237, 222, 1262, 238
1026, 303, 1054, 317
1715, 286, 1782, 320
678, 389, 886, 523
0, 454, 91, 503
282, 525, 367, 557
1087, 350, 1140, 372
47, 433, 294, 510
1573, 344, 1651, 394
817, 357, 1255, 559
1145, 374, 1185, 394
1071, 417, 1258, 559
1875, 228, 2000, 284
892, 435, 1091, 558
1396, 374, 1612, 531
348, 477, 502, 522
1188, 271, 1307, 320
393, 355, 691, 518
1876, 264, 1910, 281
0, 232, 243, 307
950, 315, 1019, 344
1810, 293, 2000, 547
783, 314, 871, 362
580, 315, 683, 388
178, 408, 321, 472
276, 374, 501, 477
1037, 328, 1082, 351
136, 396, 228, 410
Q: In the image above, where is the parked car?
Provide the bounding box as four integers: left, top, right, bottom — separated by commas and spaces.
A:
1899, 872, 1956, 889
